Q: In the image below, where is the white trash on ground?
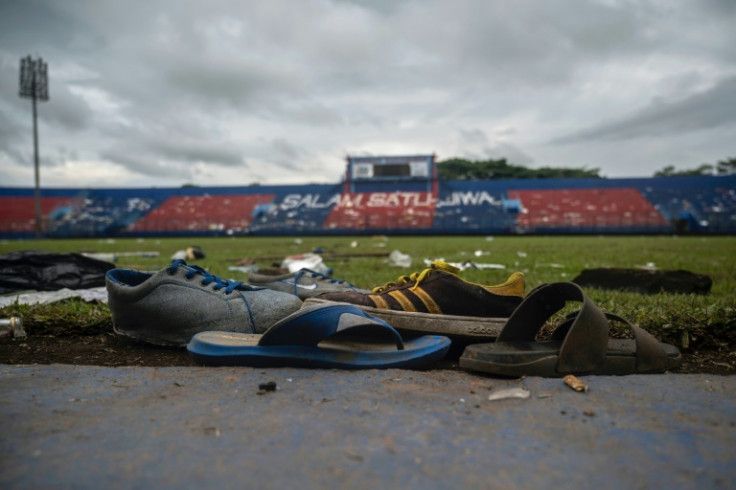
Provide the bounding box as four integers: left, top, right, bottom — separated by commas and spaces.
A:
0, 287, 109, 307
488, 387, 531, 401
387, 250, 412, 268
423, 258, 506, 271
281, 253, 332, 275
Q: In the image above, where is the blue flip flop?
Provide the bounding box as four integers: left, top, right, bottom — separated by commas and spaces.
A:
187, 303, 452, 369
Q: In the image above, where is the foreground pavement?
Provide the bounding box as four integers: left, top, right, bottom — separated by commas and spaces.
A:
0, 364, 733, 489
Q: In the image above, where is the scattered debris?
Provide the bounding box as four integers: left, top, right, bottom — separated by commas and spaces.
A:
281, 253, 332, 275
487, 386, 531, 401
258, 381, 278, 394
423, 259, 505, 271
0, 317, 26, 338
0, 287, 108, 308
465, 262, 505, 270
82, 251, 159, 263
563, 375, 588, 392
229, 259, 260, 273
387, 250, 412, 268
203, 426, 222, 437
171, 246, 206, 261
81, 253, 118, 263
227, 265, 259, 273
638, 262, 657, 270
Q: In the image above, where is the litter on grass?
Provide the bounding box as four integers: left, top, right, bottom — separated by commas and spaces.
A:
281, 253, 332, 275
0, 317, 26, 338
0, 287, 108, 307
81, 253, 118, 263
228, 265, 260, 273
387, 250, 412, 268
423, 259, 505, 271
82, 251, 160, 263
487, 386, 531, 401
171, 246, 206, 261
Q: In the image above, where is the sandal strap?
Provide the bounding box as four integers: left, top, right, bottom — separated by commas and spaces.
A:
496, 282, 568, 342
554, 311, 669, 372
498, 282, 609, 372
595, 313, 669, 372
259, 304, 405, 350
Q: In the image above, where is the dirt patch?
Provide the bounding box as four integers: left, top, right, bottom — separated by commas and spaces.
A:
0, 333, 197, 367
1, 330, 734, 375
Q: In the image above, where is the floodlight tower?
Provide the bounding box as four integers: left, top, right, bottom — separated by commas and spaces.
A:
19, 56, 49, 238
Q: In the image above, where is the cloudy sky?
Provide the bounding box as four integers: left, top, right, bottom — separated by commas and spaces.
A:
1, 0, 734, 188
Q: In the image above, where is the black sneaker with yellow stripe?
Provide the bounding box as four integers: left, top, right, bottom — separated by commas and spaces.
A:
302, 261, 525, 341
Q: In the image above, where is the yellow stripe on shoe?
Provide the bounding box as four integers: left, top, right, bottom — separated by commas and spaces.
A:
388, 291, 417, 312
412, 287, 442, 314
369, 294, 390, 309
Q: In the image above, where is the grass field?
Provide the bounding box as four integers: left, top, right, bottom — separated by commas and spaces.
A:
1, 235, 735, 351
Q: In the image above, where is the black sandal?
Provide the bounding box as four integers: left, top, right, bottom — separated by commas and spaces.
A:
459, 282, 681, 377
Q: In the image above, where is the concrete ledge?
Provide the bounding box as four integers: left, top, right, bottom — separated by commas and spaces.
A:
1, 364, 733, 488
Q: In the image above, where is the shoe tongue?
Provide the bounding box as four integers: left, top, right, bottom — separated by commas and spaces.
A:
430, 260, 460, 275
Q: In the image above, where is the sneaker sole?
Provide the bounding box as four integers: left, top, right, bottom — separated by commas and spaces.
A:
113, 325, 190, 347
301, 297, 506, 341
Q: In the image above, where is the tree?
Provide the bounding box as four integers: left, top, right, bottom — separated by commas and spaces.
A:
654, 164, 714, 177
716, 158, 736, 175
436, 157, 602, 181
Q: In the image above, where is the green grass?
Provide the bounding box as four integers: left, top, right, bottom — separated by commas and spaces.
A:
1, 235, 735, 350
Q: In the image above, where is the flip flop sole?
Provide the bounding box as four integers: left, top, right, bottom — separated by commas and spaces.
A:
187, 331, 451, 369
302, 298, 506, 341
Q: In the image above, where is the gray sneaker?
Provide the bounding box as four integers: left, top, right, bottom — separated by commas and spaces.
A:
247, 268, 370, 300
106, 260, 302, 346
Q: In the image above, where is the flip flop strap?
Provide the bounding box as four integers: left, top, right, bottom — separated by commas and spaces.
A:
498, 282, 609, 372
259, 304, 405, 350
554, 311, 669, 371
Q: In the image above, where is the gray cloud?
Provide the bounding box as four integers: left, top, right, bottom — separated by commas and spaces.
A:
0, 0, 735, 187
552, 77, 736, 144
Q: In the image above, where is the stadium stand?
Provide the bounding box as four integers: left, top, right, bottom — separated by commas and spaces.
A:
249, 184, 343, 234
46, 190, 165, 237
0, 195, 77, 235
507, 188, 669, 233
637, 176, 736, 233
434, 181, 517, 233
1, 175, 734, 238
324, 191, 436, 231
131, 194, 273, 234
